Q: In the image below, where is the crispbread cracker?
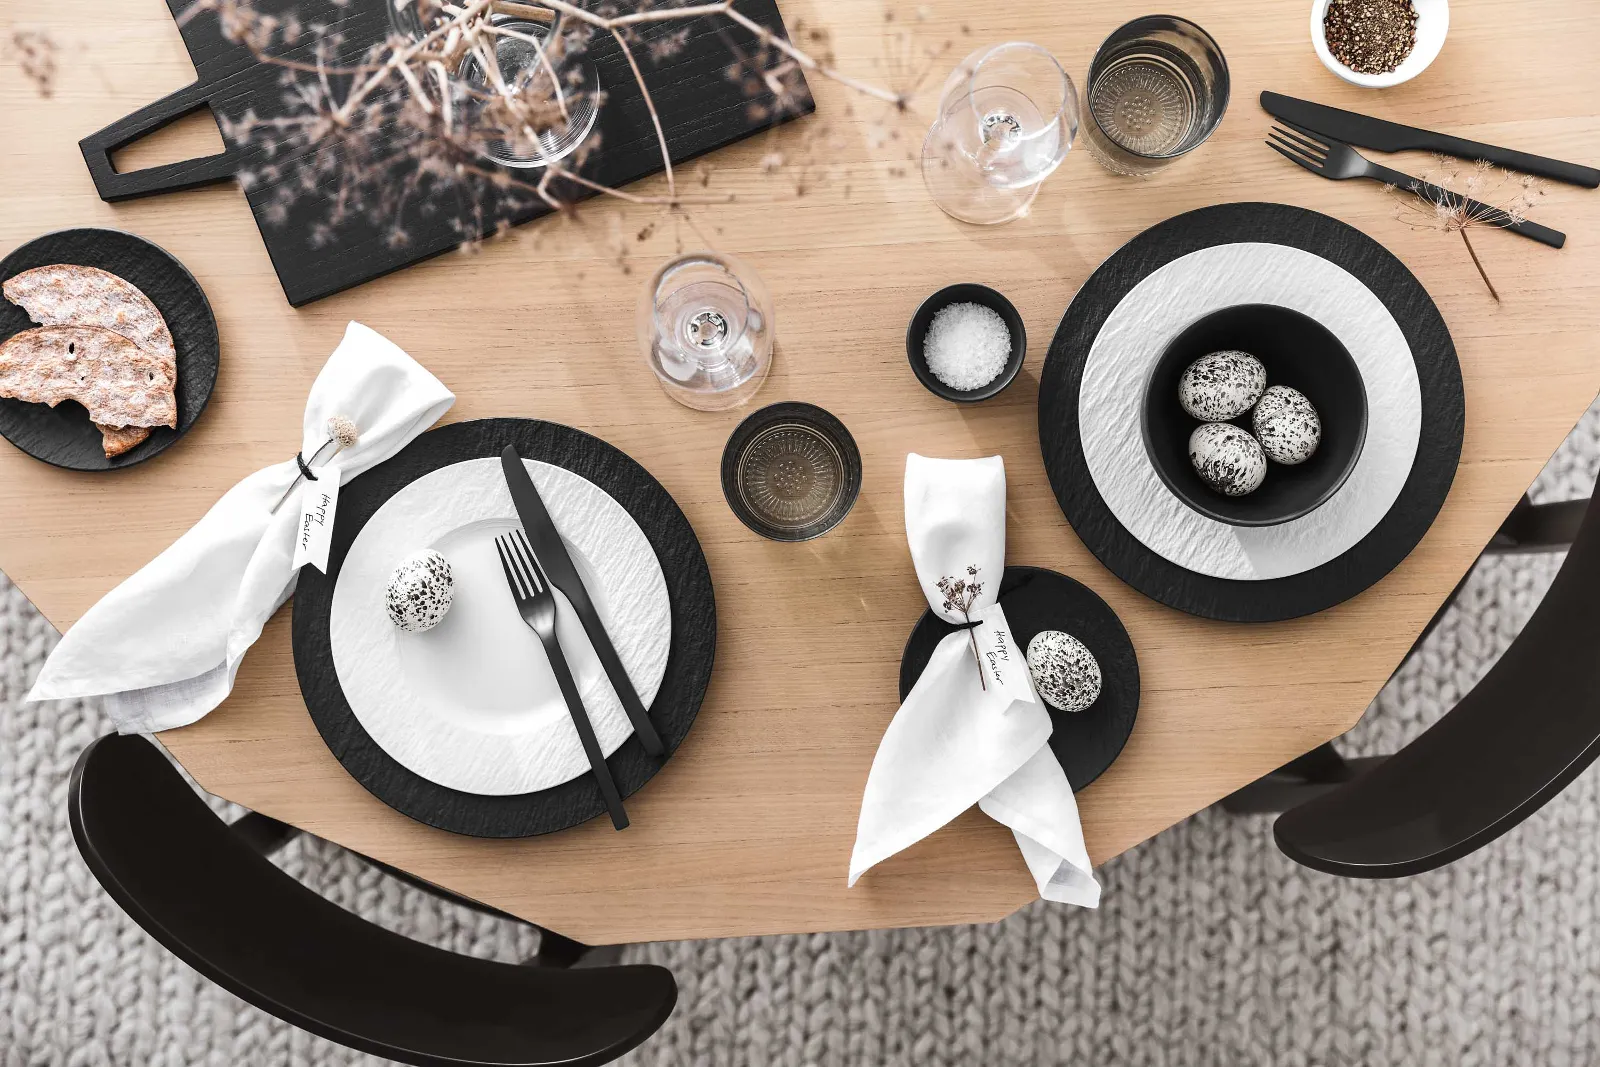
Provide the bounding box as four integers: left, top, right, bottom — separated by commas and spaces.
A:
2, 264, 176, 375
0, 326, 177, 429
3, 264, 182, 458
94, 423, 152, 458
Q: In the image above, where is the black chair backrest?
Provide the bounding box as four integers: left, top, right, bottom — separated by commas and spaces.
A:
1275, 493, 1600, 877
68, 734, 675, 1067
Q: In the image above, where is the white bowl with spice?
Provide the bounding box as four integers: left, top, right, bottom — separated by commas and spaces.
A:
1311, 0, 1448, 88
906, 283, 1027, 403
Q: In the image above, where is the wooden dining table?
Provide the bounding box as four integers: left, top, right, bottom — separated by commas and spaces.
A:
2, 0, 1596, 945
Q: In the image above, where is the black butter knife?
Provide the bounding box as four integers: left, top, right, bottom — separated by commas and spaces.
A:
500, 445, 667, 758
1261, 92, 1600, 189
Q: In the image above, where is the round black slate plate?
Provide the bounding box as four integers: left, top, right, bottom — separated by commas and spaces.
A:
292, 418, 716, 838
1038, 202, 1464, 622
0, 228, 219, 470
898, 566, 1139, 792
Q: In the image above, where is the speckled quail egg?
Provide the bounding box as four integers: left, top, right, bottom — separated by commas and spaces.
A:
1178, 350, 1267, 422
1026, 630, 1103, 713
386, 549, 454, 633
1252, 384, 1321, 466
1189, 422, 1267, 497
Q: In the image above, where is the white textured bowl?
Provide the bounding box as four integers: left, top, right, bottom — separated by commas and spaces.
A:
1310, 0, 1448, 88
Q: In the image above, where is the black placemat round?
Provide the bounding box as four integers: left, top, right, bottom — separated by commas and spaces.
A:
0, 228, 219, 470
898, 566, 1139, 792
292, 418, 716, 838
1038, 202, 1464, 622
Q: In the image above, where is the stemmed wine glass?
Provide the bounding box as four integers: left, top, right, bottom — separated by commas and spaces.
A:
639, 252, 775, 412
921, 42, 1080, 226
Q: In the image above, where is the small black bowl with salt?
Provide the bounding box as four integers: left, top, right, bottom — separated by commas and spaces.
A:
907, 283, 1027, 403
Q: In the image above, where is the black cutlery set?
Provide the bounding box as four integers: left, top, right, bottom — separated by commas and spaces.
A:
496, 445, 661, 831
1262, 91, 1597, 248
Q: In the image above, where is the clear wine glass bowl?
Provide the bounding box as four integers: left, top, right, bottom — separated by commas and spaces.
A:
639, 252, 774, 412
921, 42, 1080, 225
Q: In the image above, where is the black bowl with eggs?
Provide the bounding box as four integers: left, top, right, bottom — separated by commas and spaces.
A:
1141, 303, 1368, 527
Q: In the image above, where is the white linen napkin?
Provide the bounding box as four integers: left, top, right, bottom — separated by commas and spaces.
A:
848, 454, 1100, 907
27, 321, 455, 733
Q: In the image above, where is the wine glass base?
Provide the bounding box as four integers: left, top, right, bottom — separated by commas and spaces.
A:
920, 134, 1043, 226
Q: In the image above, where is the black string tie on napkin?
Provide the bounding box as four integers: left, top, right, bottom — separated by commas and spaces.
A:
269, 415, 359, 514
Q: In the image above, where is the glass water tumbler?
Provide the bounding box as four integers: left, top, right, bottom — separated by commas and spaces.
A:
921, 42, 1080, 226
1083, 15, 1230, 177
639, 252, 774, 412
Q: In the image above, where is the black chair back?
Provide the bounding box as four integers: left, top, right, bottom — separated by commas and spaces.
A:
69, 733, 675, 1067
1276, 494, 1600, 877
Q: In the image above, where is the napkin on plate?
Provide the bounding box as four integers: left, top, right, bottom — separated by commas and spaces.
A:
848, 454, 1100, 907
27, 321, 454, 733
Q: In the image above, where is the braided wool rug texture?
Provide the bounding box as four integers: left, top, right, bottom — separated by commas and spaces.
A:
6, 406, 1600, 1067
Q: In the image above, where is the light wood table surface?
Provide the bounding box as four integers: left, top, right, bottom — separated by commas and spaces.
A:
2, 0, 1597, 944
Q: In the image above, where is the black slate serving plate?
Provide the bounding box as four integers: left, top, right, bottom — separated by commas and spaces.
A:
292, 418, 716, 838
0, 228, 219, 471
1038, 202, 1464, 623
899, 566, 1139, 792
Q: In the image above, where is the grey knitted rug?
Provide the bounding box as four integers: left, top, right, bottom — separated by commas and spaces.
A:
6, 403, 1600, 1067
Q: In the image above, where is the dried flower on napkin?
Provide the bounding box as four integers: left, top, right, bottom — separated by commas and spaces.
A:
1385, 158, 1549, 302
937, 565, 987, 691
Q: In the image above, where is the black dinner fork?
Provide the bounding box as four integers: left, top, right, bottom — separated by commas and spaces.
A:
495, 530, 629, 830
1267, 121, 1566, 249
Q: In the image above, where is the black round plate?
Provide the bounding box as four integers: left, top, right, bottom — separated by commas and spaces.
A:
0, 228, 219, 470
292, 418, 717, 838
1038, 202, 1464, 622
898, 566, 1139, 792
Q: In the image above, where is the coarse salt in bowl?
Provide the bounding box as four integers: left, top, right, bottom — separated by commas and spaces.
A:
906, 283, 1028, 403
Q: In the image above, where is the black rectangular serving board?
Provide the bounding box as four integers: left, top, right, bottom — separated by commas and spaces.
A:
81, 0, 812, 306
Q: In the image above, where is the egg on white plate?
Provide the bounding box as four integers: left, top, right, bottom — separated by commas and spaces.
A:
386, 549, 454, 633
1253, 384, 1322, 465
1189, 422, 1267, 497
1178, 350, 1267, 422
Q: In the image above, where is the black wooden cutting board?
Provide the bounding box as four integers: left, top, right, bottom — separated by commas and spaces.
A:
80, 0, 812, 307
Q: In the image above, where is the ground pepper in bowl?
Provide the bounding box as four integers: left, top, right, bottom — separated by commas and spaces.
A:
1323, 0, 1418, 75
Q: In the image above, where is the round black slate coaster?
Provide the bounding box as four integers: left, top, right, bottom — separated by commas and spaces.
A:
1037, 202, 1464, 622
292, 418, 716, 838
0, 228, 219, 470
898, 566, 1139, 792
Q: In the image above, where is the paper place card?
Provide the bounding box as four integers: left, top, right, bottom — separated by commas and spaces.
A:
971, 602, 1037, 707
292, 463, 340, 573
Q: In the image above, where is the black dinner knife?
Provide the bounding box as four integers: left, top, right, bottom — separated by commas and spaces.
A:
500, 445, 667, 758
1261, 92, 1600, 189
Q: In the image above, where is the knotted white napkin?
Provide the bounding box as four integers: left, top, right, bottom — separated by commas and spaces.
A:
848, 454, 1100, 907
27, 321, 454, 733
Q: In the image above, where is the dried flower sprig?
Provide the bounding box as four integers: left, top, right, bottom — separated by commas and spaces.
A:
1385, 157, 1549, 302
169, 0, 913, 253
937, 565, 986, 691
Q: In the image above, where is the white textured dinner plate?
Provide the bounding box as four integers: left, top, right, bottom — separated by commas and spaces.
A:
1078, 242, 1422, 581
329, 457, 671, 795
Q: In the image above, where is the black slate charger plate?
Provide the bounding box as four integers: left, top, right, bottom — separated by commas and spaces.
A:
292, 418, 716, 838
1038, 202, 1465, 623
0, 228, 219, 471
899, 566, 1140, 792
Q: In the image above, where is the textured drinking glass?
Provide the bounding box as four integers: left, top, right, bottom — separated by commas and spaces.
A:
640, 252, 774, 412
1084, 15, 1230, 177
721, 402, 862, 541
921, 42, 1080, 225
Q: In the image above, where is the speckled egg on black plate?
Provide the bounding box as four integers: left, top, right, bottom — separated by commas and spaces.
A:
1252, 384, 1321, 465
1026, 630, 1102, 713
1178, 350, 1267, 422
1189, 422, 1267, 497
386, 549, 454, 633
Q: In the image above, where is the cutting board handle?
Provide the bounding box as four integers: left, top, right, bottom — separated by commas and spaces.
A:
79, 80, 242, 203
